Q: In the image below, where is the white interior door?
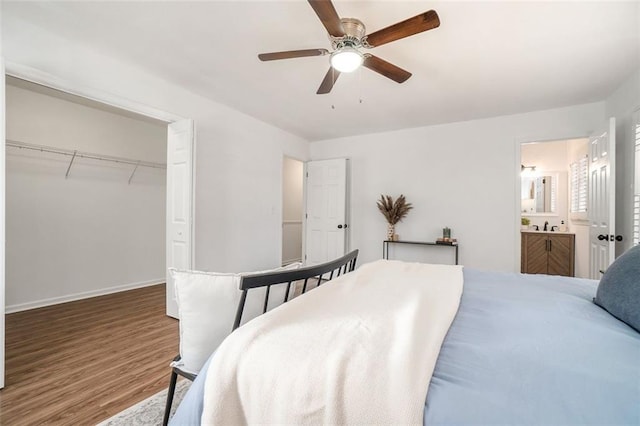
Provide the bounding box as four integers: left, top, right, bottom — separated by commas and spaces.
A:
589, 117, 616, 279
166, 119, 194, 318
304, 159, 348, 265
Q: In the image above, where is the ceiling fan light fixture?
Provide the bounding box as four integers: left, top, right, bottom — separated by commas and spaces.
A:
330, 47, 364, 73
257, 1, 440, 94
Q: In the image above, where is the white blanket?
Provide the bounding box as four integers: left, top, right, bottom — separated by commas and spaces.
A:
201, 259, 463, 425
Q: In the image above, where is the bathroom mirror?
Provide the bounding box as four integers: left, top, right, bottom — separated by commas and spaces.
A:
521, 175, 557, 214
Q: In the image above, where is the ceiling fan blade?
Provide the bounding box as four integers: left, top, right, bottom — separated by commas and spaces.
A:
317, 67, 341, 94
258, 48, 329, 61
365, 10, 440, 47
308, 0, 345, 37
363, 55, 411, 83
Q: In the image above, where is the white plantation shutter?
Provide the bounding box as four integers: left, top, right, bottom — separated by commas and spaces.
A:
570, 156, 588, 216
550, 176, 557, 213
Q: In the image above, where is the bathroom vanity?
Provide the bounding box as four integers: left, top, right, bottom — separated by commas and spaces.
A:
521, 231, 575, 277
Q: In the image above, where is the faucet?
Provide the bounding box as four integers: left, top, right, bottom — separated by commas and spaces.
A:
551, 225, 558, 232
532, 225, 539, 231
543, 221, 549, 231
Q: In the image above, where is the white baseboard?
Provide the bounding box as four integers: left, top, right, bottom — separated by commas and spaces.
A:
5, 279, 165, 314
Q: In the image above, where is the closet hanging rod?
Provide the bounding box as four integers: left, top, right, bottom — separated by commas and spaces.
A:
5, 139, 167, 170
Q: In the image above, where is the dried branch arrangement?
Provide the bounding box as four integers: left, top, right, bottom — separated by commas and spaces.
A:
377, 194, 413, 225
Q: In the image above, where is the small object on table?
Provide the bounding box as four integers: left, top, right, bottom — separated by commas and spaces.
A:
443, 227, 451, 239
436, 237, 458, 245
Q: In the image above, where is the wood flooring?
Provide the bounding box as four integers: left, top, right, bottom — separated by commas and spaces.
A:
0, 284, 178, 425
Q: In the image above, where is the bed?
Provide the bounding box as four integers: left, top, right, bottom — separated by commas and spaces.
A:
169, 248, 640, 425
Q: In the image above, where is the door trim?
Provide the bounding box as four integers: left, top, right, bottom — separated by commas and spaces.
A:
6, 62, 182, 123
1, 57, 6, 389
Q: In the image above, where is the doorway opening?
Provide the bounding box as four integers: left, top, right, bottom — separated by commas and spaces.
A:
2, 70, 194, 397
282, 156, 304, 265
519, 138, 590, 278
5, 76, 168, 312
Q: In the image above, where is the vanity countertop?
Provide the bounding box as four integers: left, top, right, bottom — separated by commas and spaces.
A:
521, 230, 575, 235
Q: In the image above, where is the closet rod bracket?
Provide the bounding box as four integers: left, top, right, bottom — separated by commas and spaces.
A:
128, 161, 141, 185
65, 150, 78, 179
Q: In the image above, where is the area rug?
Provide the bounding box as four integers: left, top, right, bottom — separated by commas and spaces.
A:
97, 379, 191, 426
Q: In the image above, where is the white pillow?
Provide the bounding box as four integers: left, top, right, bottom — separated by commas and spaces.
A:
170, 262, 302, 375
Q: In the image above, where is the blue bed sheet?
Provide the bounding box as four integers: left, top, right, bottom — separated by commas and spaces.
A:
170, 268, 640, 425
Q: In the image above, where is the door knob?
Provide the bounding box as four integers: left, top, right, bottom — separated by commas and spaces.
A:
615, 235, 624, 242
337, 224, 343, 229
597, 234, 607, 241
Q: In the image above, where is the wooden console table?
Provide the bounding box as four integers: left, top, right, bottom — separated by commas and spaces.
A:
383, 240, 459, 265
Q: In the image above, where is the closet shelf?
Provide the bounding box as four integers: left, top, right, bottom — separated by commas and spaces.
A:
6, 139, 166, 182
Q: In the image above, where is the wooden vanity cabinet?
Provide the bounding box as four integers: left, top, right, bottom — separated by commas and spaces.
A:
521, 232, 575, 277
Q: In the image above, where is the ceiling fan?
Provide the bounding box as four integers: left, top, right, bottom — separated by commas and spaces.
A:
258, 0, 440, 95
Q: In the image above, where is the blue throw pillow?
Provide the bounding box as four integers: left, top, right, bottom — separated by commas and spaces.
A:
594, 245, 640, 332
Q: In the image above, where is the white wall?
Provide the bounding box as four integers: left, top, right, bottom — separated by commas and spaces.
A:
5, 83, 167, 311
4, 11, 633, 278
2, 15, 310, 276
605, 68, 640, 254
310, 103, 605, 272
282, 156, 303, 264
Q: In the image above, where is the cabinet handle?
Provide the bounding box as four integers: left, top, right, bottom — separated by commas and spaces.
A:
548, 240, 552, 251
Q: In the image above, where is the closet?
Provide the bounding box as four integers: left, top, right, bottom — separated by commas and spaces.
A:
5, 76, 167, 312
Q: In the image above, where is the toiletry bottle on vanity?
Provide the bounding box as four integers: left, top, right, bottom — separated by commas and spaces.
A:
560, 220, 567, 232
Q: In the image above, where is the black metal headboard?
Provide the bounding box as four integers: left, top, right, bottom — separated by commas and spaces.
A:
232, 249, 359, 330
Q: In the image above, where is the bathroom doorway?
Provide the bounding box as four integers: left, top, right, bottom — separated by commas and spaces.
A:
520, 138, 590, 278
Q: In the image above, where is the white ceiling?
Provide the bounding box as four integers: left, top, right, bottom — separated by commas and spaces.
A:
3, 1, 639, 141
